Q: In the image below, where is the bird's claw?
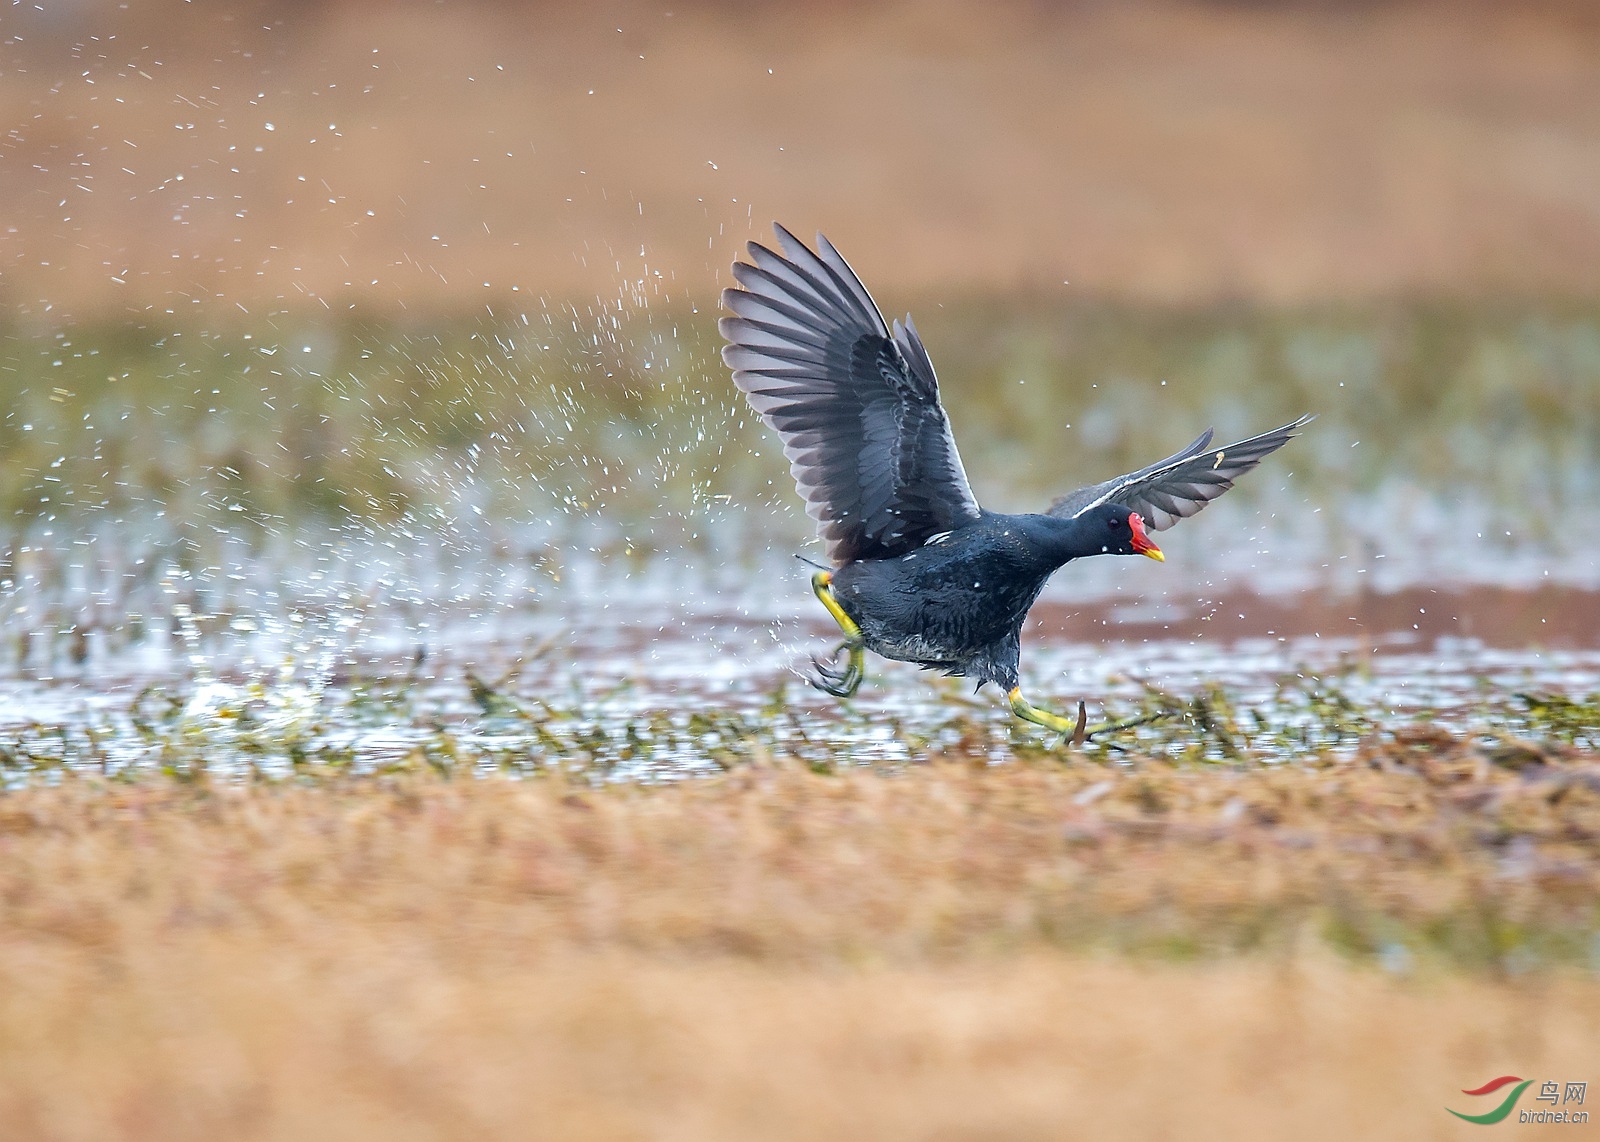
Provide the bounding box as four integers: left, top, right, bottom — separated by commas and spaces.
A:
809, 640, 864, 698
1062, 700, 1089, 747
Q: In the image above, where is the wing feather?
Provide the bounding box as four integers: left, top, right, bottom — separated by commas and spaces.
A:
1047, 416, 1311, 530
721, 226, 982, 563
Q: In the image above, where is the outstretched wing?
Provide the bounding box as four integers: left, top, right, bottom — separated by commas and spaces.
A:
720, 225, 981, 564
1047, 415, 1312, 530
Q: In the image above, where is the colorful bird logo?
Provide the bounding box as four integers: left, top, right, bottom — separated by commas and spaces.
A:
1448, 1076, 1533, 1124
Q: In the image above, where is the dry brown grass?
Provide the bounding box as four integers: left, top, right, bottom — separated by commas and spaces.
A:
5, 948, 1598, 1141
2, 743, 1598, 1139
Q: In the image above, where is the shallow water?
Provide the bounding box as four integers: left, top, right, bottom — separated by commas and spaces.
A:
2, 535, 1595, 781
2, 303, 1598, 777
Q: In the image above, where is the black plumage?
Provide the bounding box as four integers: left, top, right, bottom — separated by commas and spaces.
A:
721, 225, 1309, 733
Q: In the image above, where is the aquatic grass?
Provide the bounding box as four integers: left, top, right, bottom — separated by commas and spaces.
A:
0, 314, 763, 543
5, 300, 1600, 564
0, 667, 1588, 784
1514, 691, 1600, 750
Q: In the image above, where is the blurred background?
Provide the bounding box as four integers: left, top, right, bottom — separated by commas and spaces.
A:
2, 0, 1599, 669
9, 0, 1600, 311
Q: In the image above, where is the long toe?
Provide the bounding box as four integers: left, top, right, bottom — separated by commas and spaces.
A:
808, 654, 854, 697
808, 643, 863, 698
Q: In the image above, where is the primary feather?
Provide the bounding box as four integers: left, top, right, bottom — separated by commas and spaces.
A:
720, 226, 981, 564
1047, 416, 1312, 530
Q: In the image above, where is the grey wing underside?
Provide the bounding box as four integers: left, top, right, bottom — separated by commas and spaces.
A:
720, 225, 982, 564
1047, 415, 1312, 530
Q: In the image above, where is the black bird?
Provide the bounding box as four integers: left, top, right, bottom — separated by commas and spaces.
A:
720, 225, 1309, 738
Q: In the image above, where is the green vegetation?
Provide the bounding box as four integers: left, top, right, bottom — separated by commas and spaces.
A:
4, 300, 1599, 544
1, 663, 1593, 782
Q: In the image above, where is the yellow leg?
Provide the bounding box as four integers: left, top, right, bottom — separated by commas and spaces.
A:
1008, 687, 1089, 746
810, 571, 865, 698
811, 571, 861, 639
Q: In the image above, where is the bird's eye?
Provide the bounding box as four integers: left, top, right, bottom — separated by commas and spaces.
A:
1109, 517, 1122, 529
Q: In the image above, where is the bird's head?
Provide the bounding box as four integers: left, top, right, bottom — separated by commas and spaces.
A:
1094, 506, 1164, 561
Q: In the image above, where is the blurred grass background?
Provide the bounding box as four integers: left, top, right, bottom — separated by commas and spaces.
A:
2, 0, 1598, 584
4, 303, 1597, 572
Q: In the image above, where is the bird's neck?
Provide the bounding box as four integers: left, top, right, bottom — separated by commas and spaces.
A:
1018, 513, 1108, 569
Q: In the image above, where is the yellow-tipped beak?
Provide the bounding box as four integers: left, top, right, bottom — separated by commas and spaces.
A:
1128, 512, 1164, 562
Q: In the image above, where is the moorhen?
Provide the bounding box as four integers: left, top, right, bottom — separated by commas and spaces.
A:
721, 225, 1308, 739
